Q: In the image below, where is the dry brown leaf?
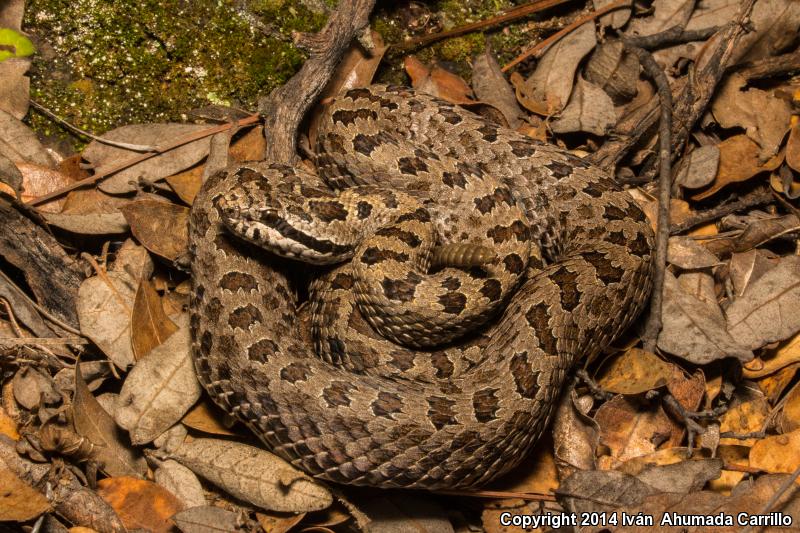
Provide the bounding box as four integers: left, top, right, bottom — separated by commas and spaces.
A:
664, 368, 705, 446
165, 165, 204, 206
17, 161, 72, 213
120, 199, 190, 261
780, 383, 800, 433
674, 145, 719, 189
692, 134, 784, 201
116, 319, 200, 444
666, 236, 721, 269
771, 166, 800, 200
77, 271, 136, 369
596, 348, 675, 395
96, 476, 184, 533
0, 59, 30, 120
626, 0, 694, 37
712, 74, 793, 160
172, 505, 240, 533
112, 239, 155, 282
516, 22, 596, 116
405, 55, 475, 105
615, 447, 693, 475
472, 49, 524, 129
170, 438, 332, 512
726, 256, 800, 350
60, 187, 131, 215
552, 391, 599, 475
733, 213, 800, 253
593, 0, 630, 28
356, 494, 454, 533
0, 109, 55, 167
305, 505, 351, 528
256, 511, 306, 533
787, 121, 800, 173
550, 77, 615, 136
0, 405, 19, 440
43, 212, 130, 235
0, 463, 50, 521
719, 384, 769, 446
584, 41, 638, 104
708, 445, 749, 494
182, 399, 237, 436
657, 271, 752, 364
12, 366, 59, 409
749, 428, 800, 474
83, 123, 211, 194
756, 363, 798, 404
728, 0, 800, 65
73, 363, 147, 478
131, 278, 178, 360
154, 459, 207, 509
595, 395, 673, 464
743, 333, 800, 379
729, 249, 778, 298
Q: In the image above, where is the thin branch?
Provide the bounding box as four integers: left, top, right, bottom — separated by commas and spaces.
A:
624, 24, 721, 50
25, 115, 260, 207
30, 100, 157, 152
398, 0, 571, 49
669, 187, 774, 235
258, 0, 377, 164
627, 44, 672, 352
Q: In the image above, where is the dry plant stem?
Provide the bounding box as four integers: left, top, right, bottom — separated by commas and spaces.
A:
659, 0, 758, 171
439, 489, 557, 501
501, 0, 630, 72
736, 49, 800, 81
669, 187, 774, 235
399, 0, 571, 49
741, 464, 800, 533
629, 45, 672, 353
259, 0, 377, 164
25, 114, 260, 207
31, 100, 155, 151
624, 25, 720, 50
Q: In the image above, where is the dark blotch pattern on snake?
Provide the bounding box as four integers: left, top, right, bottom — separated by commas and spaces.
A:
189, 85, 654, 489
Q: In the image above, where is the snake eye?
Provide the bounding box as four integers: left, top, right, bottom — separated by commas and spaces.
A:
259, 209, 280, 225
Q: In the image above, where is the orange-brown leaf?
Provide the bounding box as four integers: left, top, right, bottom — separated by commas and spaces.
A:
96, 477, 184, 533
131, 278, 179, 360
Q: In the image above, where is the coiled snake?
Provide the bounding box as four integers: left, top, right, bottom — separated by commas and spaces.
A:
189, 85, 654, 489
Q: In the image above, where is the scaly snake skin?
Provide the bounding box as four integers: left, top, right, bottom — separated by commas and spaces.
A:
189, 85, 654, 489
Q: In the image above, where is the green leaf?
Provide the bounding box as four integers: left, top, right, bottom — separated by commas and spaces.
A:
0, 28, 35, 61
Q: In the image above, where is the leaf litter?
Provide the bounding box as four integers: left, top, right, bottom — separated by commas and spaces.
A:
2, 0, 800, 530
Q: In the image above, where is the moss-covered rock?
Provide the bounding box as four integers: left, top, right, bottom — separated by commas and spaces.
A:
24, 0, 326, 138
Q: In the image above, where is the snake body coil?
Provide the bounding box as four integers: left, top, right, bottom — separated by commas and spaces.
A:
189, 85, 654, 489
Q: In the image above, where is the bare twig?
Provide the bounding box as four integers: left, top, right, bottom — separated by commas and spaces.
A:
669, 187, 774, 235
624, 24, 721, 50
25, 114, 260, 207
398, 0, 571, 49
258, 0, 377, 164
30, 100, 157, 152
502, 0, 630, 72
439, 488, 557, 501
626, 44, 672, 352
735, 49, 800, 81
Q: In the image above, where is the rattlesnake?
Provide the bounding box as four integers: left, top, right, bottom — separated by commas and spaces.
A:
189, 85, 654, 489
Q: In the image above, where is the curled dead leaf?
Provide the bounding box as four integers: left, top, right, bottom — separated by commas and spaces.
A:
170, 438, 332, 513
